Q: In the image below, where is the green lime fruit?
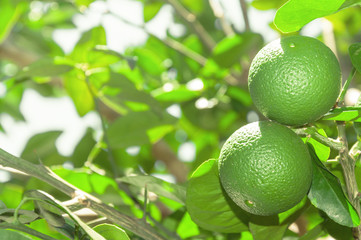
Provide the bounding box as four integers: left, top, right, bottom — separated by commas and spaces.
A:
248, 35, 341, 126
218, 121, 312, 216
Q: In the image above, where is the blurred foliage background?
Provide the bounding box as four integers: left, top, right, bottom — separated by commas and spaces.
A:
0, 0, 361, 239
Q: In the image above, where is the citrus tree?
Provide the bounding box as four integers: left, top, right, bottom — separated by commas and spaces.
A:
0, 0, 361, 239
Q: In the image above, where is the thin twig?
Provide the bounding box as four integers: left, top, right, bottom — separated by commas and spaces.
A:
337, 67, 356, 105
109, 12, 207, 66
209, 0, 234, 36
294, 127, 343, 150
239, 0, 250, 31
84, 74, 120, 178
162, 0, 216, 51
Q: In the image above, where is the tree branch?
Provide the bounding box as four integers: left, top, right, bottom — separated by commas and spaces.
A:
162, 0, 216, 51
336, 122, 361, 239
239, 0, 250, 31
109, 12, 207, 66
209, 0, 234, 36
0, 148, 168, 240
294, 127, 343, 150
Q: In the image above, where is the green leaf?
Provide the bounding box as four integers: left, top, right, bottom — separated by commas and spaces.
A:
248, 197, 309, 240
152, 86, 201, 102
0, 184, 23, 209
251, 0, 288, 10
323, 218, 354, 240
25, 190, 66, 228
349, 43, 361, 74
302, 129, 330, 162
212, 33, 263, 68
70, 26, 107, 63
75, 0, 93, 7
227, 86, 253, 107
64, 68, 94, 116
134, 48, 165, 75
0, 81, 25, 121
274, 0, 345, 33
13, 59, 73, 81
118, 175, 186, 204
298, 222, 325, 240
322, 107, 361, 122
307, 145, 360, 227
339, 0, 361, 10
53, 168, 118, 195
144, 1, 163, 22
0, 229, 32, 240
186, 159, 249, 233
107, 111, 177, 148
0, 201, 6, 209
249, 223, 288, 240
70, 128, 96, 167
21, 131, 67, 165
181, 0, 204, 13
27, 190, 106, 240
100, 72, 162, 115
0, 209, 39, 224
93, 224, 130, 240
176, 212, 200, 238
0, 0, 26, 44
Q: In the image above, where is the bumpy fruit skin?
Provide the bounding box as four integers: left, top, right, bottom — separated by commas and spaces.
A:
218, 121, 312, 216
248, 35, 341, 126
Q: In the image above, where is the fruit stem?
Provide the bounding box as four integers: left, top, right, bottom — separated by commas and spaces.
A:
294, 127, 343, 150
337, 122, 361, 239
337, 67, 356, 105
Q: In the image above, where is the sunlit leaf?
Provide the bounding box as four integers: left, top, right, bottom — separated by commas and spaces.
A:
322, 107, 361, 122
0, 184, 23, 209
75, 0, 93, 7
176, 212, 200, 238
307, 145, 360, 227
144, 1, 163, 22
64, 68, 94, 116
186, 159, 249, 233
134, 48, 165, 75
93, 224, 130, 240
70, 26, 107, 63
0, 0, 26, 44
274, 0, 345, 33
152, 86, 201, 102
181, 0, 203, 13
251, 0, 288, 10
227, 86, 252, 107
212, 33, 263, 68
302, 128, 330, 162
53, 168, 118, 196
